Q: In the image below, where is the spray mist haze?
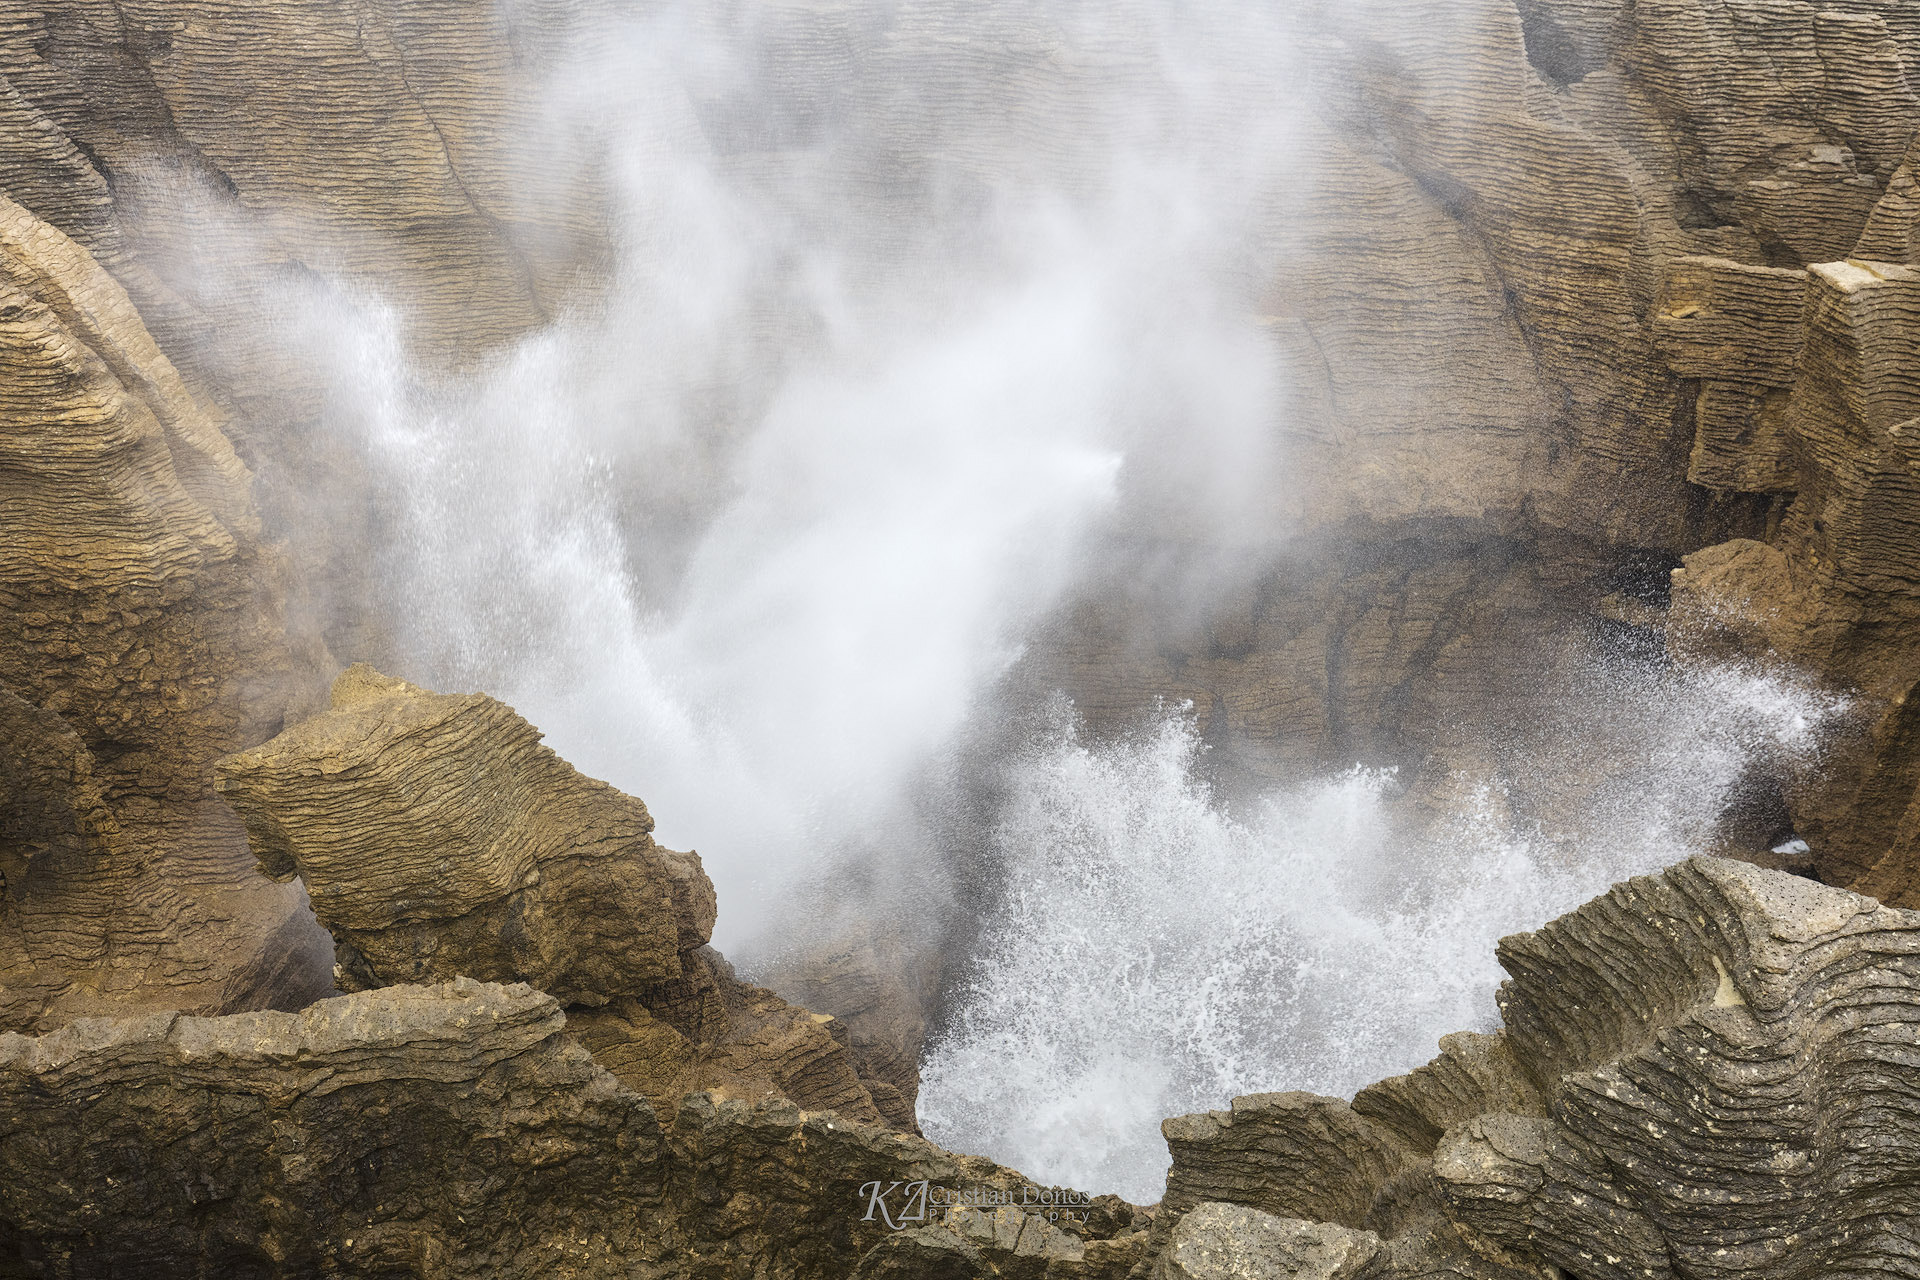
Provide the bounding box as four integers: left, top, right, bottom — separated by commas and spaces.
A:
169, 0, 1856, 1206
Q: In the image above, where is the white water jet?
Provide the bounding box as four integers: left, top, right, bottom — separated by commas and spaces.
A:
918, 662, 1850, 1202
272, 1, 1302, 946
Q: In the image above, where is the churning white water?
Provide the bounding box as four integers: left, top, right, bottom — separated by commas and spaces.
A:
918, 663, 1847, 1202
174, 0, 1856, 1212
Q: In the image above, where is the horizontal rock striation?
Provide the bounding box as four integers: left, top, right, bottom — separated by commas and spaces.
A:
1149, 1205, 1378, 1280
214, 665, 896, 1128
0, 978, 660, 1278
1036, 0, 1920, 894
0, 191, 332, 1033
216, 663, 711, 1006
1148, 857, 1920, 1279
13, 856, 1909, 1278
0, 979, 1148, 1279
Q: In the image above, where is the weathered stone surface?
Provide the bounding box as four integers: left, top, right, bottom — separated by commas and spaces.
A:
216, 664, 710, 1005
1158, 1093, 1417, 1236
0, 192, 332, 1033
0, 0, 603, 363
0, 978, 662, 1279
1032, 0, 1920, 895
567, 948, 881, 1125
760, 931, 942, 1133
1350, 1031, 1545, 1157
215, 665, 891, 1127
1153, 858, 1920, 1280
2, 0, 1915, 901
0, 978, 1146, 1278
1150, 1205, 1378, 1280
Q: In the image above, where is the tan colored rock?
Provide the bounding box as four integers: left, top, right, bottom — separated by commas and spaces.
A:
1668, 256, 1920, 892
1654, 256, 1807, 491
0, 978, 662, 1278
216, 665, 891, 1127
568, 947, 880, 1125
0, 978, 1145, 1278
760, 931, 944, 1133
0, 192, 331, 1032
1786, 260, 1920, 599
216, 664, 710, 1005
1156, 1093, 1418, 1239
1149, 1205, 1379, 1280
0, 0, 605, 363
1152, 858, 1920, 1280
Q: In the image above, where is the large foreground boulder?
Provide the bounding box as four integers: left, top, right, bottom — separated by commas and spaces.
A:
214, 666, 891, 1127
215, 663, 712, 1005
1145, 856, 1920, 1279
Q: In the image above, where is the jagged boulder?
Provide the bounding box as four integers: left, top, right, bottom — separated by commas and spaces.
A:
216, 663, 713, 1005
1148, 857, 1920, 1280
1149, 1205, 1378, 1280
214, 666, 891, 1127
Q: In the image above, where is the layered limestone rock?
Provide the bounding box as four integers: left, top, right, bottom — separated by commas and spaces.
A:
1147, 857, 1920, 1280
0, 979, 658, 1278
1669, 254, 1920, 896
214, 665, 896, 1128
0, 192, 331, 1032
215, 664, 712, 1005
758, 931, 943, 1134
0, 978, 1149, 1279
3, 0, 1915, 896
1032, 0, 1920, 899
0, 0, 604, 359
10, 855, 1914, 1278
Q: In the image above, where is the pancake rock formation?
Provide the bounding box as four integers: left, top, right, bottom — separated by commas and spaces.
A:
0, 191, 331, 1034
5, 855, 1914, 1276
214, 665, 896, 1128
1145, 856, 1920, 1280
0, 977, 1150, 1279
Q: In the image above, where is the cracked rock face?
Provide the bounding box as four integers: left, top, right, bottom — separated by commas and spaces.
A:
0, 978, 662, 1279
1151, 856, 1920, 1280
216, 663, 714, 1006
1149, 1205, 1378, 1280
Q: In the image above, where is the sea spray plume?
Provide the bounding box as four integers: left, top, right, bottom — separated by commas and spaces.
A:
220, 0, 1311, 948
918, 658, 1851, 1202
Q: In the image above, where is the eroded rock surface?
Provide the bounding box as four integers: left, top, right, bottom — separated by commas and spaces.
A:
0, 192, 332, 1033
0, 979, 1147, 1279
214, 665, 896, 1128
216, 663, 711, 1005
1149, 857, 1920, 1280
1150, 1205, 1378, 1280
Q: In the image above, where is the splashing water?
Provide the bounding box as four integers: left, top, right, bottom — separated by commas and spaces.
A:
166, 0, 1862, 1215
918, 662, 1850, 1202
